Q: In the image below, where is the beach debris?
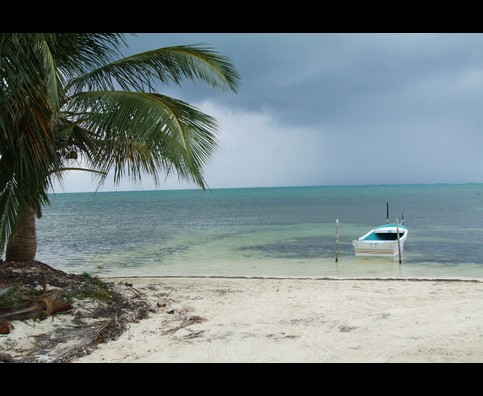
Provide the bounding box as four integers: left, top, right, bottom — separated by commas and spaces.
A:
156, 289, 174, 308
215, 287, 239, 295
0, 286, 14, 298
173, 328, 205, 340
148, 284, 162, 291
162, 315, 206, 336
121, 282, 144, 298
377, 312, 391, 320
0, 260, 152, 363
31, 320, 112, 363
339, 325, 357, 333
0, 352, 14, 363
0, 290, 72, 321
186, 315, 203, 323
0, 320, 14, 334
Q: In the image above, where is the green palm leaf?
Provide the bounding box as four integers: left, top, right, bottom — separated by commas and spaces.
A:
67, 44, 240, 94
67, 90, 218, 188
0, 33, 240, 259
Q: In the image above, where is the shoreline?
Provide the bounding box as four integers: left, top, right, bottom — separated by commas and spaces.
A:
102, 274, 483, 282
73, 276, 483, 363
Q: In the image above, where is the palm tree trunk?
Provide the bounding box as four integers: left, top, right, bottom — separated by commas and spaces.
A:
6, 208, 37, 262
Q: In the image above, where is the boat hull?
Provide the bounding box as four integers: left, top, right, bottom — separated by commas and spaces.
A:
352, 240, 405, 257
352, 224, 408, 257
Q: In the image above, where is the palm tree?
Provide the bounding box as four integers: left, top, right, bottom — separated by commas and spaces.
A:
0, 33, 240, 262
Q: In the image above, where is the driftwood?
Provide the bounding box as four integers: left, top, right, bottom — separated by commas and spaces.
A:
121, 282, 144, 298
0, 290, 72, 321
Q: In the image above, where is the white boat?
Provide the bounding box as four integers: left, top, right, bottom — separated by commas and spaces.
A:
352, 222, 408, 257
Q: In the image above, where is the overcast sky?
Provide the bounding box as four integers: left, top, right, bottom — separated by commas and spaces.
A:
54, 33, 483, 192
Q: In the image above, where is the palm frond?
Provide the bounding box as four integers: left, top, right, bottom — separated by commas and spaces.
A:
45, 33, 131, 81
0, 34, 64, 253
0, 179, 20, 255
1, 35, 55, 122
66, 90, 219, 188
66, 44, 240, 95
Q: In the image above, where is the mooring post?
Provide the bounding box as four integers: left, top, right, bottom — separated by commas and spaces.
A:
396, 217, 402, 264
335, 218, 340, 262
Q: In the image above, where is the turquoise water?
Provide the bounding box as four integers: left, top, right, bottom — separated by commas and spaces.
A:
36, 184, 483, 279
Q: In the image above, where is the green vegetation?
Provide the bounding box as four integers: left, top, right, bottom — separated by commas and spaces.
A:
0, 33, 240, 263
0, 272, 111, 314
77, 272, 112, 301
0, 287, 39, 309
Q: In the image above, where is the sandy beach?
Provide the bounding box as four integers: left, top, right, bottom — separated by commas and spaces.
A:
68, 276, 483, 363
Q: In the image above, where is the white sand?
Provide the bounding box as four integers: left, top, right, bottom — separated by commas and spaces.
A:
72, 277, 483, 363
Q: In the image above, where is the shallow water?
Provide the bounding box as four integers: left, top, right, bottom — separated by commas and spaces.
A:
36, 184, 483, 279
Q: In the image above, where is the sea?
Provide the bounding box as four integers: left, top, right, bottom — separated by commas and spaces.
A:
36, 184, 483, 280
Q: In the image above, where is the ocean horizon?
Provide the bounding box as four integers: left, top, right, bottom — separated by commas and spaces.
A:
37, 183, 483, 279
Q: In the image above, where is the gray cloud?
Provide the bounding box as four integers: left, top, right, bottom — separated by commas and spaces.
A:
54, 33, 483, 192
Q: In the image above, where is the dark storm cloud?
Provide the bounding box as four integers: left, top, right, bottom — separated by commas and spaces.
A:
124, 33, 483, 129
56, 33, 483, 191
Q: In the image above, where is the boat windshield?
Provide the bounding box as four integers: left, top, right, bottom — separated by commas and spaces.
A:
366, 231, 404, 241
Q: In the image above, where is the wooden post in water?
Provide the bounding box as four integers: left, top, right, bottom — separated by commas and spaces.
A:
396, 217, 402, 264
386, 202, 389, 224
335, 219, 339, 263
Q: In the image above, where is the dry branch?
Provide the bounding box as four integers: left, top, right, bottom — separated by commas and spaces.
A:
0, 290, 72, 321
